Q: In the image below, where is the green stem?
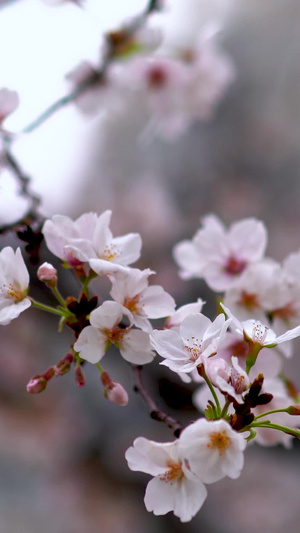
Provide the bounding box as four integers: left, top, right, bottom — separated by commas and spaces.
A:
254, 408, 289, 421
220, 399, 231, 419
251, 421, 300, 440
96, 362, 104, 374
51, 286, 68, 308
30, 298, 68, 317
200, 367, 221, 418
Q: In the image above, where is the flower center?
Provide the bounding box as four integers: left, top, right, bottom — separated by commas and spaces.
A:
123, 294, 142, 314
238, 291, 260, 310
160, 460, 184, 484
101, 244, 119, 262
272, 303, 297, 323
228, 340, 249, 358
147, 65, 168, 90
252, 322, 269, 344
207, 431, 231, 456
224, 256, 247, 276
184, 336, 203, 362
0, 282, 25, 302
104, 326, 126, 345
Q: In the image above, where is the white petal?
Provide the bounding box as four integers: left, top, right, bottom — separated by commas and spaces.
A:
120, 330, 155, 364
74, 326, 106, 363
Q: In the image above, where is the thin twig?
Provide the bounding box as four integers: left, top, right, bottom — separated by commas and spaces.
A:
133, 365, 183, 437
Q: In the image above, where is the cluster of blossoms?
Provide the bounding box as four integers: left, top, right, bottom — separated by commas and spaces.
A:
1, 210, 300, 522
67, 17, 234, 140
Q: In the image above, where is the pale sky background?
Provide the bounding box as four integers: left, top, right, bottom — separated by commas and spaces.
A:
0, 0, 234, 222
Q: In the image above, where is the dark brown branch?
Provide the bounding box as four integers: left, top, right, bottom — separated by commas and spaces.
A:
133, 365, 183, 437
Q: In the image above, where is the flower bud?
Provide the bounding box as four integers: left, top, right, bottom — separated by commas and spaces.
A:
43, 366, 55, 381
101, 371, 128, 406
55, 353, 74, 376
37, 262, 57, 286
75, 365, 85, 387
26, 375, 47, 394
287, 405, 300, 415
104, 382, 129, 406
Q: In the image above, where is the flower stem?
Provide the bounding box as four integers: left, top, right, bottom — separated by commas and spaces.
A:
254, 408, 289, 420
30, 298, 68, 317
51, 286, 68, 308
199, 366, 221, 418
251, 421, 300, 440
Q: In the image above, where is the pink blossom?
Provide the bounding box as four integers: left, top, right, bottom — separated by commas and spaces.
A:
174, 215, 268, 291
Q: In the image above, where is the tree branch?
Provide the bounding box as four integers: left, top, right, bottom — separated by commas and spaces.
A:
133, 365, 183, 437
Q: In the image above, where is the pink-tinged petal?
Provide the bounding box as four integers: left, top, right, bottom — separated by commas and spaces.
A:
173, 240, 206, 279
165, 299, 205, 329
174, 478, 207, 523
150, 329, 185, 360
89, 301, 132, 330
125, 437, 175, 475
74, 325, 107, 364
141, 285, 176, 318
0, 298, 31, 326
42, 215, 76, 259
272, 325, 300, 347
110, 268, 154, 302
229, 218, 267, 261
179, 418, 246, 483
132, 315, 153, 333
64, 241, 96, 262
89, 258, 130, 276
73, 212, 98, 239
92, 210, 113, 255
145, 476, 180, 516
112, 233, 142, 266
120, 329, 155, 364
180, 313, 212, 342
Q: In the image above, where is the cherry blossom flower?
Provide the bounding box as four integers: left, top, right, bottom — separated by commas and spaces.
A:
0, 247, 31, 325
150, 312, 230, 374
122, 55, 191, 140
214, 356, 250, 404
110, 268, 175, 332
223, 261, 282, 323
74, 301, 155, 364
42, 211, 142, 274
173, 215, 267, 291
221, 304, 300, 354
0, 88, 19, 125
125, 437, 207, 522
164, 299, 205, 329
179, 418, 246, 483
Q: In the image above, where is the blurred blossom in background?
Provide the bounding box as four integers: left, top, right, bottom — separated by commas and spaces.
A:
1, 0, 300, 532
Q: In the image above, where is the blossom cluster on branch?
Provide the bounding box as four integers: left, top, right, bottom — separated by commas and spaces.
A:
0, 0, 300, 525
1, 210, 300, 522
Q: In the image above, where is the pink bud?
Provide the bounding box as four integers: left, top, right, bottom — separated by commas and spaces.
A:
37, 262, 57, 285
104, 382, 129, 406
54, 353, 74, 376
75, 365, 85, 387
43, 367, 55, 381
26, 375, 47, 394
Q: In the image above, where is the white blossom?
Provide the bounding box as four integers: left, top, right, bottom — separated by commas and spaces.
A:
221, 304, 300, 354
110, 268, 175, 332
174, 215, 267, 291
164, 299, 205, 329
42, 211, 142, 274
150, 312, 230, 374
0, 247, 31, 325
74, 301, 154, 365
179, 418, 246, 483
125, 437, 207, 522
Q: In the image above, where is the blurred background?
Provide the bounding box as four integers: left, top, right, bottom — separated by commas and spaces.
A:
1, 0, 300, 531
